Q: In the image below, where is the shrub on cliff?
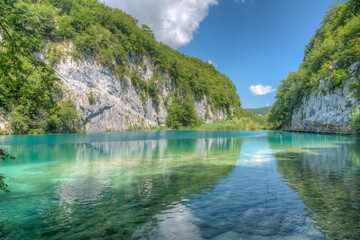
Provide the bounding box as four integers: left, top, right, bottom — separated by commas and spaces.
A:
268, 0, 360, 128
20, 0, 241, 114
0, 0, 80, 134
0, 149, 15, 193
350, 107, 360, 135
166, 97, 200, 129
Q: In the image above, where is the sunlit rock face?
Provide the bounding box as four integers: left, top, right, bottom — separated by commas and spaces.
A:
54, 53, 228, 132
0, 113, 10, 133
291, 62, 360, 131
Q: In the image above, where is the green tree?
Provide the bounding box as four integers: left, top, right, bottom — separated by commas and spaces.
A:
0, 0, 79, 134
350, 106, 360, 135
268, 0, 360, 130
0, 148, 15, 193
166, 97, 199, 129
2, 0, 243, 134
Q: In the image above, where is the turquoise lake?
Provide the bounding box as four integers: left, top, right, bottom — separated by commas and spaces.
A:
0, 131, 359, 239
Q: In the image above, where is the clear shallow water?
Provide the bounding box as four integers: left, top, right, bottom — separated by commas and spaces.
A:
0, 131, 359, 240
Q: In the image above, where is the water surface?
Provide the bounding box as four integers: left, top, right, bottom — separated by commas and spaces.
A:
0, 131, 359, 239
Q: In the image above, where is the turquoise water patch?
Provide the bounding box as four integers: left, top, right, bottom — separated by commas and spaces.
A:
0, 131, 359, 239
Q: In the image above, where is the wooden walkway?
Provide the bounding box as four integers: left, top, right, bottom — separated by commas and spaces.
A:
282, 125, 350, 135
283, 129, 340, 135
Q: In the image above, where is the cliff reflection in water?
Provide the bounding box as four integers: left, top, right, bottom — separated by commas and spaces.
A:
0, 137, 241, 239
268, 131, 360, 240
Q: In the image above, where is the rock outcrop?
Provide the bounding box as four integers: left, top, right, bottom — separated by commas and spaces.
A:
54, 54, 228, 132
291, 62, 360, 132
0, 113, 10, 134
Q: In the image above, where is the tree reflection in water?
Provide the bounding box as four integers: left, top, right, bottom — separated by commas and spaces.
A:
0, 137, 241, 239
268, 132, 360, 240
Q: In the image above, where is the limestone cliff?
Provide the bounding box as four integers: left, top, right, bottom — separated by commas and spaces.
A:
291, 62, 360, 131
0, 0, 242, 135
268, 0, 360, 133
54, 54, 228, 132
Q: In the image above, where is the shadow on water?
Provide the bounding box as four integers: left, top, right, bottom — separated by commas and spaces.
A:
268, 131, 360, 240
0, 136, 242, 239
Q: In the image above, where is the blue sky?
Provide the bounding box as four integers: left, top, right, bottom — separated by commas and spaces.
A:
178, 0, 337, 108
104, 0, 337, 108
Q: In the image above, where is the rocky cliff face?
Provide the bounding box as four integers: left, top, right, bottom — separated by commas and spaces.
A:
54, 54, 228, 132
0, 114, 10, 134
291, 62, 360, 131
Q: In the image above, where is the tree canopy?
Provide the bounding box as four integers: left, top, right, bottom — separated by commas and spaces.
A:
268, 0, 360, 129
1, 0, 243, 130
0, 0, 80, 134
0, 148, 15, 193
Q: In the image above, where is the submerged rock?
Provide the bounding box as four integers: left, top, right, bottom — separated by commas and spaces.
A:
211, 231, 242, 240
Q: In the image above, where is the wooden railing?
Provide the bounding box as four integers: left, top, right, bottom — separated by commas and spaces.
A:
282, 123, 351, 135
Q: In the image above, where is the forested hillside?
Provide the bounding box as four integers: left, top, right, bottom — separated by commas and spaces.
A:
0, 0, 80, 134
246, 106, 271, 117
0, 0, 245, 133
268, 0, 360, 131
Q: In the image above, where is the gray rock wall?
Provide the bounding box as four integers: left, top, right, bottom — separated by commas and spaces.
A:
291, 62, 360, 131
55, 55, 229, 132
0, 113, 10, 134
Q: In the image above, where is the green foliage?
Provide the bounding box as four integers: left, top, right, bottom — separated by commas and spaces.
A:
5, 0, 240, 116
166, 97, 200, 129
88, 89, 96, 105
0, 173, 8, 193
268, 0, 360, 128
246, 106, 271, 117
180, 109, 266, 131
238, 108, 266, 125
0, 0, 80, 134
182, 119, 258, 131
0, 148, 15, 193
350, 106, 360, 135
48, 100, 80, 133
148, 78, 160, 104
55, 14, 76, 41
1, 0, 241, 134
129, 73, 161, 104
127, 125, 143, 131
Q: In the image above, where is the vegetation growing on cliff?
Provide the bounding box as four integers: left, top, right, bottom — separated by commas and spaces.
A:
246, 106, 271, 118
0, 148, 15, 193
350, 106, 360, 135
17, 1, 238, 108
0, 0, 244, 131
166, 97, 200, 129
268, 0, 360, 129
0, 0, 80, 134
178, 108, 266, 130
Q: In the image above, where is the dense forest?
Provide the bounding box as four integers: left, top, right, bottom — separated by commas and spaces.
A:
0, 0, 249, 133
268, 0, 360, 132
246, 106, 271, 117
0, 0, 80, 134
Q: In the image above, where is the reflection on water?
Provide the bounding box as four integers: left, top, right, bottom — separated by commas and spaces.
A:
268, 131, 360, 240
0, 131, 359, 239
0, 133, 241, 239
140, 137, 323, 240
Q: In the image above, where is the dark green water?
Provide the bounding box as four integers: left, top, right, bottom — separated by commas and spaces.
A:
0, 131, 359, 239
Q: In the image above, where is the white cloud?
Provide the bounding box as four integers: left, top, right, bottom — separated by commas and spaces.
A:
266, 103, 270, 107
249, 84, 276, 95
234, 0, 246, 3
102, 0, 218, 48
207, 60, 217, 67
